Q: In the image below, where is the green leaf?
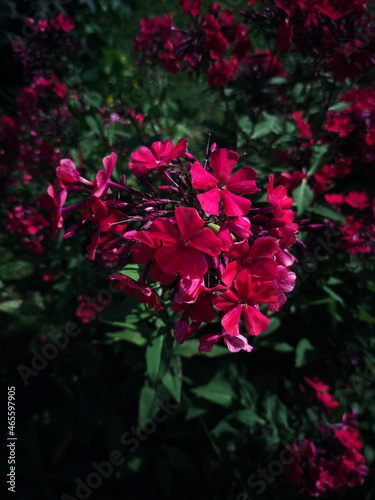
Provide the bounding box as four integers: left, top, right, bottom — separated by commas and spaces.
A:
106, 329, 146, 346
0, 299, 22, 315
307, 144, 330, 176
251, 112, 282, 139
261, 342, 294, 353
120, 263, 141, 281
359, 307, 375, 324
191, 373, 235, 407
162, 371, 182, 403
307, 206, 345, 222
138, 385, 156, 426
233, 409, 266, 427
85, 91, 102, 108
84, 115, 102, 136
322, 285, 345, 307
328, 101, 352, 112
146, 335, 164, 383
292, 179, 314, 216
295, 338, 317, 367
0, 260, 34, 281
161, 445, 196, 471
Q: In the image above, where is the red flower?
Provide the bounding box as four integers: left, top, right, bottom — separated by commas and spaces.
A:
304, 376, 339, 408
109, 273, 162, 311
179, 0, 202, 15
222, 237, 280, 287
198, 332, 253, 353
191, 148, 257, 216
334, 427, 364, 451
214, 269, 278, 336
344, 191, 370, 210
93, 152, 117, 198
129, 138, 187, 176
39, 180, 67, 238
151, 206, 222, 279
206, 60, 237, 87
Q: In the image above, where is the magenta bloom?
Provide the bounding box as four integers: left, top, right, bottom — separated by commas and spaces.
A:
198, 332, 253, 353
304, 377, 340, 408
214, 269, 278, 336
129, 138, 187, 176
191, 148, 257, 217
93, 152, 117, 198
206, 60, 237, 87
150, 206, 222, 279
222, 237, 280, 287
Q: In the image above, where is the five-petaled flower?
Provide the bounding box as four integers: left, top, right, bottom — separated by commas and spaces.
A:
191, 148, 257, 216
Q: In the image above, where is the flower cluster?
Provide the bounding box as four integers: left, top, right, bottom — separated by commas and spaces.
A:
1, 14, 80, 254
42, 140, 298, 352
13, 14, 77, 79
285, 412, 368, 496
304, 376, 339, 408
134, 0, 251, 86
6, 203, 51, 255
135, 0, 374, 89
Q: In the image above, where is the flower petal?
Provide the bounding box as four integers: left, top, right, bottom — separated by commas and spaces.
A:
249, 237, 279, 258
226, 166, 257, 193
150, 218, 180, 242
190, 227, 222, 256
221, 189, 251, 217
224, 333, 253, 352
210, 148, 239, 181
154, 244, 182, 275
190, 161, 218, 189
242, 305, 270, 335
221, 305, 242, 336
197, 188, 221, 216
175, 206, 204, 239
180, 247, 208, 279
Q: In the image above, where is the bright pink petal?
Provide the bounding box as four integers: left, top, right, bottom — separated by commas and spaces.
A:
233, 269, 254, 301
130, 146, 154, 165
131, 244, 155, 264
180, 247, 208, 279
249, 237, 279, 258
103, 152, 117, 176
190, 227, 222, 256
221, 305, 242, 336
217, 224, 234, 252
169, 138, 188, 160
226, 240, 249, 259
190, 161, 218, 189
248, 258, 279, 281
150, 218, 180, 242
175, 206, 204, 239
210, 148, 239, 181
226, 216, 251, 239
154, 243, 182, 275
56, 159, 80, 186
198, 333, 222, 353
221, 189, 251, 217
242, 305, 269, 335
221, 260, 241, 287
224, 334, 253, 352
151, 140, 172, 159
87, 231, 100, 260
197, 188, 221, 215
226, 166, 257, 193
89, 198, 108, 222
191, 295, 216, 322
